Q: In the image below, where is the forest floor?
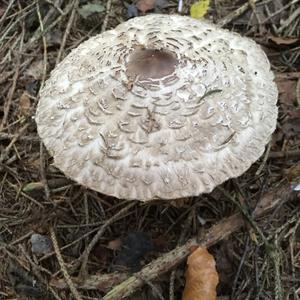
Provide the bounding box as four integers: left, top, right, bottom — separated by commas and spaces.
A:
0, 0, 299, 299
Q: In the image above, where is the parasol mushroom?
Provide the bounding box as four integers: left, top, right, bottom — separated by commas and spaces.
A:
35, 14, 278, 201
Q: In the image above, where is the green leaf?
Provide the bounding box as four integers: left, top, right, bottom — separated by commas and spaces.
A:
78, 3, 105, 19
190, 0, 210, 19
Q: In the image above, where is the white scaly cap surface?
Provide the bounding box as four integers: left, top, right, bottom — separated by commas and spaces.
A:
36, 14, 278, 201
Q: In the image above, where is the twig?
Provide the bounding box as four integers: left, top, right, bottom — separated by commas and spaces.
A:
218, 187, 269, 244
273, 234, 283, 300
217, 0, 262, 27
23, 178, 72, 193
276, 0, 300, 33
297, 76, 300, 106
0, 123, 29, 165
0, 26, 24, 131
248, 0, 262, 31
0, 0, 16, 30
78, 202, 137, 278
231, 237, 250, 298
50, 227, 83, 300
55, 0, 79, 65
45, 0, 65, 15
0, 132, 40, 142
256, 142, 271, 176
19, 245, 63, 300
269, 150, 300, 159
39, 226, 107, 262
261, 0, 300, 26
101, 0, 112, 33
275, 72, 300, 80
39, 143, 51, 202
25, 1, 73, 51
50, 273, 128, 290
136, 273, 165, 300
50, 181, 294, 296
36, 1, 48, 90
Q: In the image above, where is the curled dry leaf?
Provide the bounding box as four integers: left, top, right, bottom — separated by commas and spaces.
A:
182, 247, 219, 300
25, 60, 45, 80
136, 0, 156, 13
275, 77, 297, 107
107, 238, 122, 251
19, 92, 31, 116
267, 36, 299, 45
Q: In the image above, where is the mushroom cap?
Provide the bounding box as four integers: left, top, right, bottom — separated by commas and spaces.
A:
36, 14, 278, 201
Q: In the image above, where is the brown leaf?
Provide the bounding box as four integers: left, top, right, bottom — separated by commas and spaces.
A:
170, 197, 192, 208
136, 0, 156, 13
0, 7, 5, 18
284, 163, 300, 181
19, 92, 31, 116
25, 60, 44, 80
275, 78, 297, 108
182, 247, 219, 300
107, 238, 122, 251
282, 117, 300, 138
268, 35, 299, 45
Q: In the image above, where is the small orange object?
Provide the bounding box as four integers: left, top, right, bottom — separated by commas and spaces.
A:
182, 247, 219, 300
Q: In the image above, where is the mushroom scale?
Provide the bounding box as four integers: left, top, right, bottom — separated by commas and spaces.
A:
36, 14, 278, 201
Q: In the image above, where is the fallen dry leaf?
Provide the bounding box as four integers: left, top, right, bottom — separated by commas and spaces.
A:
284, 163, 300, 181
268, 35, 299, 45
0, 7, 5, 18
170, 197, 192, 208
136, 0, 156, 13
25, 60, 45, 80
275, 78, 297, 108
182, 247, 219, 300
19, 91, 31, 116
107, 238, 122, 251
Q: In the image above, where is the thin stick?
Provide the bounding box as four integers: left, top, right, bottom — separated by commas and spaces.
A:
0, 26, 24, 131
0, 123, 29, 164
50, 227, 83, 300
217, 0, 262, 27
101, 0, 112, 33
269, 150, 300, 159
39, 143, 51, 202
0, 0, 16, 29
78, 202, 137, 278
36, 1, 48, 90
55, 0, 79, 65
